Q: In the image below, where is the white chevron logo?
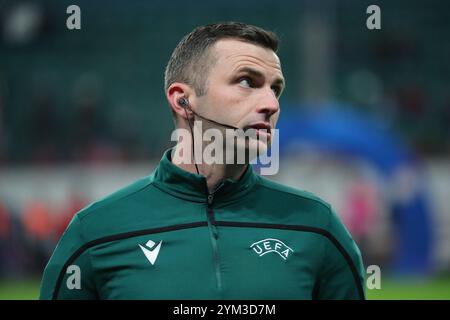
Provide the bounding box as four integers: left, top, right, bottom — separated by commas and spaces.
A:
139, 240, 162, 265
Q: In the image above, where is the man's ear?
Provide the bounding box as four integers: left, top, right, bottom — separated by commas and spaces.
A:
166, 83, 194, 121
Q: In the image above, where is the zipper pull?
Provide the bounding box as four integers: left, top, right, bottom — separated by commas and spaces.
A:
206, 194, 218, 239
207, 194, 214, 206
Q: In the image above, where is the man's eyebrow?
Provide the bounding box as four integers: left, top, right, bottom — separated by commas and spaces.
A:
236, 67, 285, 88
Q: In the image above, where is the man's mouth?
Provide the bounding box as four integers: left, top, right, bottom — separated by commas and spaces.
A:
243, 122, 272, 140
244, 122, 271, 131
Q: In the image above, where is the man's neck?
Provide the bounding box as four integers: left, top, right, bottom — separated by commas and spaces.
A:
171, 144, 248, 193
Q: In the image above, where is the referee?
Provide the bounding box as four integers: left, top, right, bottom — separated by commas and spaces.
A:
40, 22, 365, 300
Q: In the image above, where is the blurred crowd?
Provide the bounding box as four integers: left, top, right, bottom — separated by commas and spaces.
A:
0, 72, 146, 166
0, 194, 87, 278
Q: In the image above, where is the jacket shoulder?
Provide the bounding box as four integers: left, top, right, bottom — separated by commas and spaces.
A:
255, 175, 332, 211
76, 175, 153, 220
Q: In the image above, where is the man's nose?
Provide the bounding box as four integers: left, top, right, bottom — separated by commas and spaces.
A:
256, 88, 280, 117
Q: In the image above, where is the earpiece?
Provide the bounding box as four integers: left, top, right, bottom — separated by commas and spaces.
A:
177, 96, 239, 130
178, 97, 189, 108
176, 96, 239, 176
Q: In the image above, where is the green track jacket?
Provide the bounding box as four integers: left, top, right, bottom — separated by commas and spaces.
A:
40, 149, 365, 300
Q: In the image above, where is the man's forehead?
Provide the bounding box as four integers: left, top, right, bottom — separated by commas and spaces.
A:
212, 39, 282, 73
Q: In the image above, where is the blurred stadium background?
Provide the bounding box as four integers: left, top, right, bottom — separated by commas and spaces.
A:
0, 0, 449, 299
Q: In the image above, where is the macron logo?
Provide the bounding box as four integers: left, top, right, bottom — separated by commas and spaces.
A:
139, 240, 162, 265
250, 238, 293, 260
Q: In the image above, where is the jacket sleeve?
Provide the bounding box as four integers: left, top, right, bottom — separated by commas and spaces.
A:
314, 208, 366, 300
40, 214, 98, 300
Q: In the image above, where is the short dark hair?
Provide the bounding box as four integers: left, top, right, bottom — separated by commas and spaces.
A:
164, 22, 279, 98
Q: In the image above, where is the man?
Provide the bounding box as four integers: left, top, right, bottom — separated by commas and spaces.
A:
40, 22, 365, 300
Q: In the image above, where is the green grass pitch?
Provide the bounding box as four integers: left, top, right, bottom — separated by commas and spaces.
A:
0, 277, 449, 300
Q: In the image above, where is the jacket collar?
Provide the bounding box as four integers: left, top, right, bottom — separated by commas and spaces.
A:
151, 148, 258, 203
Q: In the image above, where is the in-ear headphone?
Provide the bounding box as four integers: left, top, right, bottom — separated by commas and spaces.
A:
178, 97, 189, 108
177, 96, 199, 175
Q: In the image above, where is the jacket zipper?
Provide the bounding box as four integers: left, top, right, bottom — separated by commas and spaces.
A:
206, 193, 222, 291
